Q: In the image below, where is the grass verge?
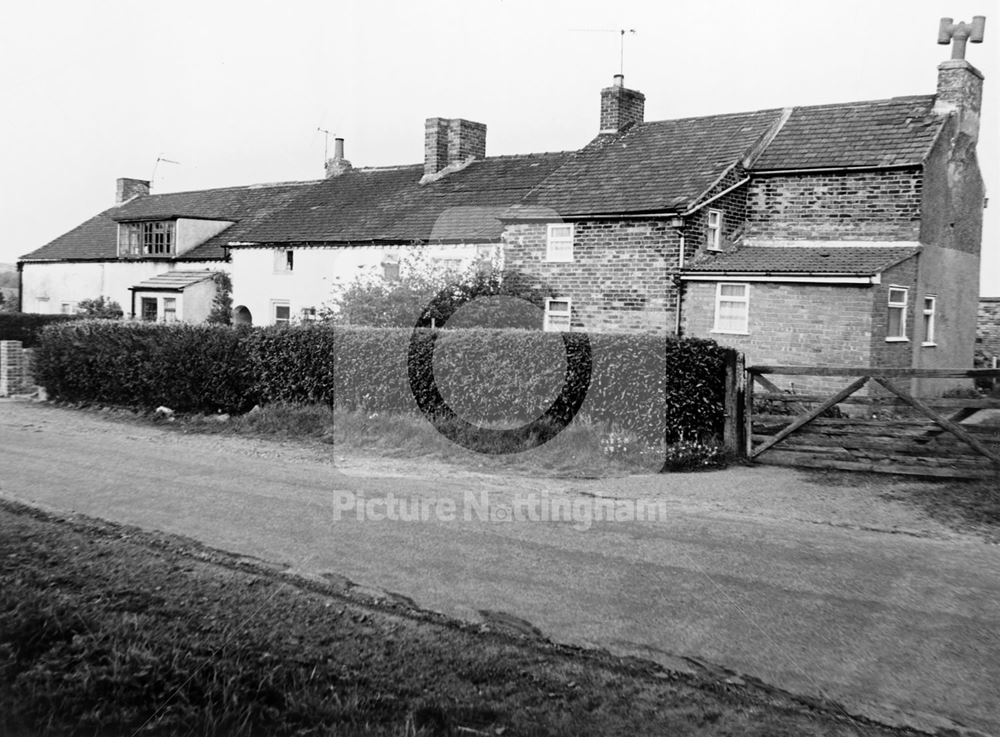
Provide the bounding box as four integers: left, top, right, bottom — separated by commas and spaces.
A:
0, 500, 905, 737
141, 402, 730, 478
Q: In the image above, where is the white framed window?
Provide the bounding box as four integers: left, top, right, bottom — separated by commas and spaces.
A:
706, 210, 723, 251
887, 287, 909, 341
272, 300, 291, 326
163, 297, 177, 323
544, 298, 571, 331
60, 301, 77, 314
546, 223, 574, 262
119, 221, 175, 257
712, 283, 749, 334
274, 248, 294, 273
922, 295, 937, 346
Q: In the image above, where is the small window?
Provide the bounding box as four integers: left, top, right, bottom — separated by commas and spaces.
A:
163, 297, 177, 323
712, 283, 749, 334
383, 262, 400, 281
60, 302, 76, 314
546, 223, 574, 262
922, 295, 936, 346
274, 249, 294, 273
706, 210, 723, 251
887, 287, 909, 341
544, 298, 571, 331
273, 301, 291, 326
140, 297, 157, 322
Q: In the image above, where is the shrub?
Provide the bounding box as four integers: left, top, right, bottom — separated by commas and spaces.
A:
206, 272, 233, 325
35, 322, 730, 445
0, 313, 84, 348
35, 321, 255, 413
77, 296, 123, 318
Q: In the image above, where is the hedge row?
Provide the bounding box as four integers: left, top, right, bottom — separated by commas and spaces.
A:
0, 313, 85, 348
35, 322, 730, 441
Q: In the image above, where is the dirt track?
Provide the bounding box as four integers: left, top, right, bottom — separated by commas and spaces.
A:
2, 400, 999, 735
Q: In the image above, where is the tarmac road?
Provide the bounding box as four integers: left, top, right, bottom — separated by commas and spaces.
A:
2, 400, 998, 735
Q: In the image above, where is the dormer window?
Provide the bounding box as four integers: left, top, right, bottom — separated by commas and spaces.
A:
119, 221, 175, 257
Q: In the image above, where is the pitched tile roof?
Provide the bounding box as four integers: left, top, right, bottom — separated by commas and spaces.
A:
752, 95, 942, 170
238, 152, 571, 244
20, 182, 314, 261
21, 93, 947, 260
682, 245, 921, 276
524, 109, 785, 217
520, 96, 945, 217
131, 271, 215, 290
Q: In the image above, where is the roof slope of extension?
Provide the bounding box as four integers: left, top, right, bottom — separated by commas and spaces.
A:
20, 182, 315, 261
683, 245, 922, 276
237, 152, 572, 245
523, 108, 786, 217
130, 271, 215, 291
522, 95, 945, 218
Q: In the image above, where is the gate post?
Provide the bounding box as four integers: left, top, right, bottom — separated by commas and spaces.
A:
722, 350, 744, 457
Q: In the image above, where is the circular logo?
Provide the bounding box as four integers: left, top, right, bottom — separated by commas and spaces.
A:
407, 290, 592, 455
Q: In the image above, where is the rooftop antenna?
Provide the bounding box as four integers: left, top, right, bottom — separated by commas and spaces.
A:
150, 154, 180, 190
569, 28, 637, 75
317, 127, 333, 161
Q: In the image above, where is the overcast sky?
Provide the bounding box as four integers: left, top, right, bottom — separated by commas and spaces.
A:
1, 0, 996, 293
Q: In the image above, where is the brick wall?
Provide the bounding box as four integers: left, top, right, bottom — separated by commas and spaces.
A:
746, 169, 923, 240
502, 218, 677, 333
978, 298, 1000, 361
683, 169, 749, 259
0, 340, 26, 396
868, 257, 919, 370
681, 280, 874, 393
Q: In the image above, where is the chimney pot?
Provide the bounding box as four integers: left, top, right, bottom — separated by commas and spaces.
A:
613, 73, 624, 88
325, 137, 352, 177
115, 177, 150, 205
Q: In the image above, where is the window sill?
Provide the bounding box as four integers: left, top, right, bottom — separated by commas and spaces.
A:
884, 337, 910, 343
711, 329, 749, 336
921, 342, 937, 347
544, 258, 573, 264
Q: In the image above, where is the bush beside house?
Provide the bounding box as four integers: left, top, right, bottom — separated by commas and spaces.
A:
35, 323, 730, 444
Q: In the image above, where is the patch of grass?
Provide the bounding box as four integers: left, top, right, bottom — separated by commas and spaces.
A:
877, 477, 1000, 542
0, 502, 907, 737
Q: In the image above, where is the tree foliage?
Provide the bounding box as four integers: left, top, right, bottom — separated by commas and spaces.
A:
77, 296, 123, 319
206, 272, 233, 325
323, 254, 549, 329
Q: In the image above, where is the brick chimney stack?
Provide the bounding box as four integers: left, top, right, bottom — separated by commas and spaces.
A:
934, 16, 986, 144
325, 137, 353, 177
424, 117, 486, 177
600, 74, 645, 134
116, 177, 150, 204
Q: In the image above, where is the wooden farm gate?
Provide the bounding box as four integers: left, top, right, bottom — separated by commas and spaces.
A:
742, 366, 1000, 479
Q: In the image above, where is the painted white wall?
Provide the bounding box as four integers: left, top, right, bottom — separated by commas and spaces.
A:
175, 219, 234, 256
229, 244, 492, 326
20, 260, 226, 315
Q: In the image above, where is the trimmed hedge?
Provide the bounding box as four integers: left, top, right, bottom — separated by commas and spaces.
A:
36, 323, 730, 442
35, 321, 255, 413
0, 313, 85, 348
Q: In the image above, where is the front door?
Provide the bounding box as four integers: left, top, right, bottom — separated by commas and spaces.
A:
141, 297, 157, 322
